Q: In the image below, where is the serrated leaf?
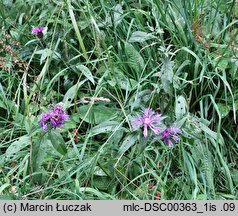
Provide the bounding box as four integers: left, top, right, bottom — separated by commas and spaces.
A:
76, 65, 95, 85
129, 31, 155, 43
48, 130, 67, 155
118, 134, 137, 155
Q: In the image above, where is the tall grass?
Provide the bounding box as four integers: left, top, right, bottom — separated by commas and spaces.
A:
0, 0, 237, 200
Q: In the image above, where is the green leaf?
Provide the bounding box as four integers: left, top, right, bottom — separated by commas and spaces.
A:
48, 130, 67, 155
175, 95, 187, 120
113, 4, 123, 26
129, 90, 151, 109
217, 103, 231, 118
107, 68, 137, 90
63, 83, 79, 109
3, 0, 13, 7
93, 176, 113, 192
90, 121, 120, 136
0, 83, 7, 109
129, 31, 155, 43
35, 48, 61, 65
0, 195, 15, 200
62, 79, 87, 108
161, 57, 174, 94
31, 135, 50, 183
196, 194, 207, 200
5, 136, 29, 158
0, 183, 11, 194
210, 53, 229, 70
79, 105, 116, 124
125, 42, 145, 73
231, 170, 238, 185
235, 100, 238, 111
118, 134, 137, 155
199, 122, 224, 145
32, 135, 49, 171
63, 120, 76, 130
76, 65, 95, 85
0, 100, 6, 110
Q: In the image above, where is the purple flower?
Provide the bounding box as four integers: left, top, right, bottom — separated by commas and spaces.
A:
132, 108, 162, 137
32, 26, 45, 38
40, 104, 69, 131
32, 27, 45, 33
40, 113, 51, 131
161, 127, 181, 147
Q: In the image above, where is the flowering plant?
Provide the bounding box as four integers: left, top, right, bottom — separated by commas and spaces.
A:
32, 26, 46, 38
40, 104, 69, 131
132, 108, 181, 148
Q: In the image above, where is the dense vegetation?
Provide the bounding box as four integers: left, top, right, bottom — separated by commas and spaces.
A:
0, 0, 238, 200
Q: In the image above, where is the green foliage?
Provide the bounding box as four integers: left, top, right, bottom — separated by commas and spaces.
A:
0, 0, 238, 200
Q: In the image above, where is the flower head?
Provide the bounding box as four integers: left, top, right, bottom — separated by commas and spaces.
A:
32, 27, 45, 33
132, 108, 162, 137
161, 126, 181, 147
39, 104, 69, 131
32, 26, 45, 38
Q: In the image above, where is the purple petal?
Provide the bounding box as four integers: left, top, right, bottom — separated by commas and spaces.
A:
172, 135, 180, 142
32, 26, 45, 33
38, 27, 45, 32
132, 116, 143, 127
143, 108, 154, 117
32, 27, 38, 33
161, 129, 170, 138
149, 125, 160, 134
143, 126, 148, 137
167, 140, 174, 148
42, 123, 48, 131
170, 127, 181, 134
151, 113, 161, 124
62, 112, 70, 121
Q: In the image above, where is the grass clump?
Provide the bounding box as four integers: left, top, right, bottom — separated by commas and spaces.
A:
0, 0, 238, 200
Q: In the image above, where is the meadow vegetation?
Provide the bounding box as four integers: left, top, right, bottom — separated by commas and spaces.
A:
0, 0, 238, 200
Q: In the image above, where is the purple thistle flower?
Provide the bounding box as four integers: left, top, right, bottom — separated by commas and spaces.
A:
161, 126, 181, 148
32, 26, 45, 38
132, 108, 162, 137
40, 104, 69, 131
